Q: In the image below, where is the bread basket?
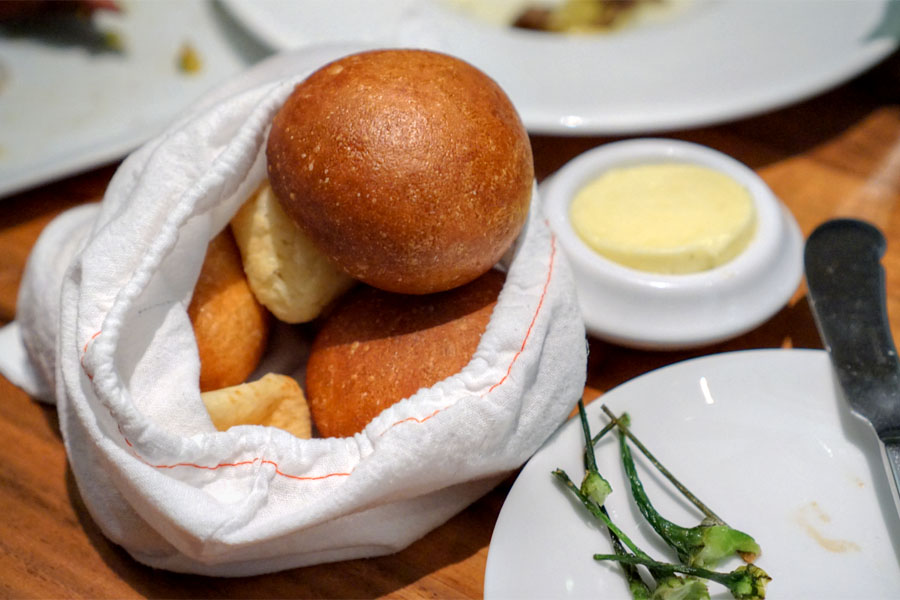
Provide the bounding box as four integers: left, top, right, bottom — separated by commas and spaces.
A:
1, 44, 587, 575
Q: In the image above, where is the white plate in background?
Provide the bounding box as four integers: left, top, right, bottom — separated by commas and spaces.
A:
220, 0, 899, 135
0, 0, 266, 198
484, 349, 900, 599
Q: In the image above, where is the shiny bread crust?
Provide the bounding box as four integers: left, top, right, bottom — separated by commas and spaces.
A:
188, 228, 270, 392
305, 269, 506, 438
266, 49, 533, 295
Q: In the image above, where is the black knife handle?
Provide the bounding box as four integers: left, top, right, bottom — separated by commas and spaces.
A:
805, 218, 900, 440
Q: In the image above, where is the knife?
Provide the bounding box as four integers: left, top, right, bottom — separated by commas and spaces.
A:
804, 218, 900, 517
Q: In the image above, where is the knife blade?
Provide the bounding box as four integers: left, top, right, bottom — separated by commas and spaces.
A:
804, 218, 900, 517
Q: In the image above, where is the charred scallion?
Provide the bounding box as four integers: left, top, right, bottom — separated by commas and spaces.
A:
600, 405, 721, 524
610, 411, 761, 568
557, 401, 711, 600
578, 399, 612, 506
593, 554, 771, 600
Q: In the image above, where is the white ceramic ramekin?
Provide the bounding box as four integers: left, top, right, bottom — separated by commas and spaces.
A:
541, 138, 804, 349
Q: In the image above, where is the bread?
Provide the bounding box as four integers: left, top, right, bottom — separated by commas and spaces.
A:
305, 269, 506, 438
188, 228, 270, 392
266, 49, 533, 295
230, 181, 355, 323
201, 373, 312, 439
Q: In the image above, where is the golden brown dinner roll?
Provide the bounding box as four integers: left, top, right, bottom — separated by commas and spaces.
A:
305, 269, 506, 438
266, 49, 533, 295
189, 228, 270, 392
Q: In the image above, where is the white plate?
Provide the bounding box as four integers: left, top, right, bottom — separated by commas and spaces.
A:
484, 349, 900, 599
220, 0, 899, 135
0, 0, 263, 199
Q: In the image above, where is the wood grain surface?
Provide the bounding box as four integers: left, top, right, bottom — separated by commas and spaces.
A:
4, 47, 900, 599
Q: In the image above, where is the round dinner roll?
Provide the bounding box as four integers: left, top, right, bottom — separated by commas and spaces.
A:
306, 268, 506, 438
188, 229, 270, 392
266, 49, 533, 295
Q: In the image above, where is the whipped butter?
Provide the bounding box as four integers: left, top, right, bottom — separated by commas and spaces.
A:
569, 163, 756, 274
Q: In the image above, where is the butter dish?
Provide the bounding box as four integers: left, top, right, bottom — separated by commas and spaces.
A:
541, 138, 803, 349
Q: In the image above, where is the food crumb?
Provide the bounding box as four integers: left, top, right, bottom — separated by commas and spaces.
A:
103, 30, 125, 52
177, 41, 202, 74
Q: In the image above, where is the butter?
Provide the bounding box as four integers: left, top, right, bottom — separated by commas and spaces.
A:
569, 163, 756, 274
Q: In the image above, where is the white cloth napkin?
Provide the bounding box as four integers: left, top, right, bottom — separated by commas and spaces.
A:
0, 44, 587, 576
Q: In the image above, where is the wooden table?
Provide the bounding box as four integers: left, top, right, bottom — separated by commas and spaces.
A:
4, 49, 900, 598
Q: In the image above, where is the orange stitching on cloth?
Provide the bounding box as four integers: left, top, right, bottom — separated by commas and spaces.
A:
262, 461, 352, 481
382, 408, 443, 431
109, 233, 558, 482
117, 425, 133, 447
376, 233, 558, 436
485, 237, 556, 395
126, 449, 352, 481
80, 330, 101, 380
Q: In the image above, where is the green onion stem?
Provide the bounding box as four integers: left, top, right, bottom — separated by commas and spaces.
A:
578, 400, 599, 473
593, 554, 771, 600
590, 419, 617, 446
552, 468, 651, 560
600, 404, 723, 525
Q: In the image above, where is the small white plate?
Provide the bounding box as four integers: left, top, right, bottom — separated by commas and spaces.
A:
219, 0, 898, 135
0, 0, 261, 198
541, 138, 803, 350
484, 349, 900, 599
